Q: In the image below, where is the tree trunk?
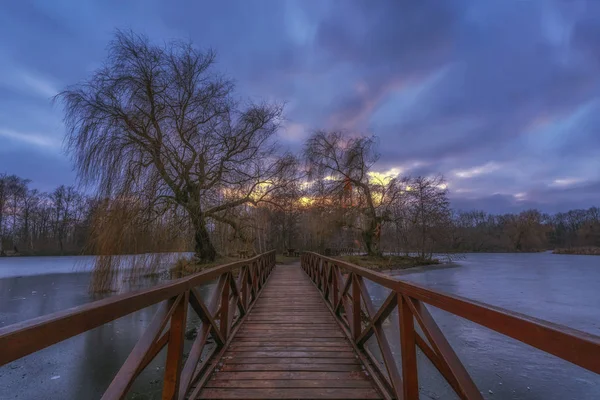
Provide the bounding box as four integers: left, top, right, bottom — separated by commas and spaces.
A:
193, 215, 217, 262
363, 218, 382, 257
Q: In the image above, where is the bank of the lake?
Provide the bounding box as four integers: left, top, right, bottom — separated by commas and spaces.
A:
0, 252, 599, 399
553, 246, 600, 255
336, 254, 439, 271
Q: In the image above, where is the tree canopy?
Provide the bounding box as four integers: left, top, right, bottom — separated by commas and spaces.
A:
58, 31, 296, 262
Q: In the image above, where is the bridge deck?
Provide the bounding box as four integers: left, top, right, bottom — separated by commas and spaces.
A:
196, 264, 382, 399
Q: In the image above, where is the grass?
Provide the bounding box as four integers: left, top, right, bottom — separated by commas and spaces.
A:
276, 254, 299, 264
335, 254, 440, 271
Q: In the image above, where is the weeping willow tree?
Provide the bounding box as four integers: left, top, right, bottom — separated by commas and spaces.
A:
57, 31, 296, 290
86, 196, 192, 292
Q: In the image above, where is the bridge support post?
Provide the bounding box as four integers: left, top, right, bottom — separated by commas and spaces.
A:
399, 294, 419, 399
220, 273, 231, 340
352, 274, 362, 340
162, 291, 189, 400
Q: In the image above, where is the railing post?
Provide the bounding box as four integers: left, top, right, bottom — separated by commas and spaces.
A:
162, 291, 189, 400
332, 265, 339, 309
220, 273, 230, 340
323, 261, 330, 303
240, 266, 248, 312
399, 294, 419, 400
352, 274, 361, 341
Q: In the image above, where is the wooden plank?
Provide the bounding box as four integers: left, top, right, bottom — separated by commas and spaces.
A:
241, 324, 339, 329
222, 358, 360, 365
210, 371, 372, 380
248, 313, 333, 317
233, 337, 348, 342
205, 379, 374, 388
186, 262, 276, 400
239, 327, 342, 331
192, 264, 382, 400
235, 332, 345, 338
162, 291, 188, 400
189, 287, 224, 345
356, 276, 402, 399
228, 346, 352, 352
219, 272, 231, 340
357, 291, 397, 346
101, 299, 175, 399
226, 351, 354, 358
220, 363, 362, 372
230, 341, 348, 347
399, 294, 419, 400
198, 388, 381, 399
238, 327, 344, 333
352, 275, 362, 340
179, 274, 228, 398
407, 297, 482, 400
247, 317, 333, 320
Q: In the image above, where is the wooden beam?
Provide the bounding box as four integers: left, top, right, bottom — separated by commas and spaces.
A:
162, 291, 189, 400
399, 294, 419, 400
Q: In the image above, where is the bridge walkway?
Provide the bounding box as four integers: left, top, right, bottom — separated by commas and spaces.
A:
195, 264, 382, 399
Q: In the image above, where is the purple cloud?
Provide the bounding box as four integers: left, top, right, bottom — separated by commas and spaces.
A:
1, 0, 600, 212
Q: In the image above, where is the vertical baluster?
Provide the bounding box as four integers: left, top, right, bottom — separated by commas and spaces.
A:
399, 294, 419, 399
323, 261, 329, 303
220, 273, 230, 340
162, 291, 189, 400
240, 266, 247, 311
321, 259, 326, 291
327, 262, 332, 304
352, 274, 361, 340
316, 259, 321, 289
332, 265, 339, 309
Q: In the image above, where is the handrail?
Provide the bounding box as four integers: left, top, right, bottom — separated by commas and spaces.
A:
0, 250, 276, 399
301, 251, 600, 400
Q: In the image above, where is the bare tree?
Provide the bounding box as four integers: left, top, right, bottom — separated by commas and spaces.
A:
57, 31, 296, 262
405, 175, 451, 259
304, 131, 403, 256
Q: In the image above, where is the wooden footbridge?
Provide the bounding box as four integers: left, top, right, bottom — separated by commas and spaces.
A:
1, 250, 599, 399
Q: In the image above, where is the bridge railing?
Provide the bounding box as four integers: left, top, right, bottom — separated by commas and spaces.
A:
0, 250, 276, 400
301, 251, 600, 400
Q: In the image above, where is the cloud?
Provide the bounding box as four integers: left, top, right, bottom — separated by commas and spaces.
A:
551, 178, 585, 187
18, 71, 59, 98
0, 128, 59, 148
1, 0, 600, 212
281, 122, 308, 142
453, 162, 501, 179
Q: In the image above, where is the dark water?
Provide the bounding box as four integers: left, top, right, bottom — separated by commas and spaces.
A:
364, 252, 600, 400
0, 253, 599, 399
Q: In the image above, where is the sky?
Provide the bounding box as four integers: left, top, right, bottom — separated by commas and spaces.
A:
1, 0, 600, 214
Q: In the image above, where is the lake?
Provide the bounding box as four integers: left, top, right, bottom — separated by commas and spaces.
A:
0, 253, 599, 399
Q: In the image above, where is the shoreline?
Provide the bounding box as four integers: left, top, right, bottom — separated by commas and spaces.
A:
553, 247, 600, 256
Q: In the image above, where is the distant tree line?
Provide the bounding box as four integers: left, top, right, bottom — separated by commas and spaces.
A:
3, 169, 598, 258
448, 208, 600, 253
0, 173, 189, 256
0, 174, 90, 255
